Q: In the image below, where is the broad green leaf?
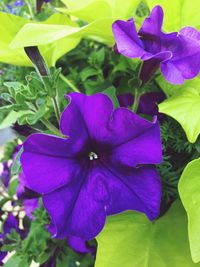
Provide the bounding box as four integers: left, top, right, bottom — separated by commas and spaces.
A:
146, 0, 200, 32
10, 0, 141, 55
60, 0, 140, 23
3, 253, 29, 267
96, 201, 199, 267
156, 75, 200, 97
0, 12, 80, 66
0, 110, 33, 130
158, 87, 200, 143
179, 158, 200, 263
0, 12, 30, 66
10, 18, 115, 49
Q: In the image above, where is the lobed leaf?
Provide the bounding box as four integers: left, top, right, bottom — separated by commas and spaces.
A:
179, 158, 200, 263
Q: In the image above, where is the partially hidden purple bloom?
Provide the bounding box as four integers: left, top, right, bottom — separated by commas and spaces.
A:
112, 5, 200, 84
17, 172, 39, 220
117, 91, 165, 121
0, 162, 10, 188
20, 93, 162, 240
14, 0, 24, 7
0, 214, 20, 264
36, 0, 51, 13
68, 236, 95, 254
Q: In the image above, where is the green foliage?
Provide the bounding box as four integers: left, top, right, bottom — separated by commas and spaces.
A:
179, 158, 200, 263
159, 86, 200, 143
0, 12, 80, 66
146, 0, 200, 31
158, 118, 200, 203
59, 0, 141, 22
96, 201, 199, 267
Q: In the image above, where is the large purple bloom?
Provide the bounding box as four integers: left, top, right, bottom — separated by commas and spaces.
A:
112, 5, 200, 84
20, 93, 162, 240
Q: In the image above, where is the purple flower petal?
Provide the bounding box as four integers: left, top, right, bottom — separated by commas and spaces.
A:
100, 163, 161, 220
21, 134, 83, 194
106, 109, 162, 167
139, 5, 163, 37
112, 19, 145, 58
24, 199, 39, 220
68, 236, 94, 253
2, 214, 19, 237
43, 164, 108, 240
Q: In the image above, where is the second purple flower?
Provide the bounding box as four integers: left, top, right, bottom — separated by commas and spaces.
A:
112, 5, 200, 84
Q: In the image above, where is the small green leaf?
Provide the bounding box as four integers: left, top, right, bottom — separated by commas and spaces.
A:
10, 146, 23, 176
179, 158, 200, 263
3, 254, 30, 267
8, 179, 19, 196
158, 87, 200, 143
96, 201, 199, 267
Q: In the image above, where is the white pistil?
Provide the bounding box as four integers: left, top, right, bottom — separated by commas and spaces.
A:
89, 152, 98, 161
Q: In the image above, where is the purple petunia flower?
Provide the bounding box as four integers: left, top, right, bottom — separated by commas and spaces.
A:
17, 172, 39, 220
0, 162, 10, 188
14, 0, 24, 7
112, 5, 200, 84
20, 93, 162, 240
117, 91, 165, 121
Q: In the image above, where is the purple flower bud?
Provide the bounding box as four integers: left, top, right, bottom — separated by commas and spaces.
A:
14, 0, 24, 7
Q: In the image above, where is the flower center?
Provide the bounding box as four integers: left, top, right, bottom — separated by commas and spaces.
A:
89, 152, 98, 161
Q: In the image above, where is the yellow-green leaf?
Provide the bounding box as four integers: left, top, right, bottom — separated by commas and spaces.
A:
158, 86, 200, 143
179, 158, 200, 263
0, 12, 80, 66
96, 201, 198, 267
146, 0, 200, 32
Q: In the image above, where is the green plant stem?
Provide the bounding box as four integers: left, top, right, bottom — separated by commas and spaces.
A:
40, 118, 63, 137
51, 96, 60, 124
132, 88, 141, 113
59, 73, 80, 93
25, 0, 34, 19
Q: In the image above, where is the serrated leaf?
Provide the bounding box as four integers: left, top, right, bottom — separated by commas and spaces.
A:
96, 201, 199, 267
158, 87, 200, 143
10, 146, 23, 176
146, 0, 200, 32
179, 158, 200, 263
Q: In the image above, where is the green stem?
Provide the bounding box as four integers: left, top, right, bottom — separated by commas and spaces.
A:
132, 88, 141, 113
25, 0, 34, 19
59, 73, 80, 93
40, 118, 63, 137
51, 96, 60, 124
